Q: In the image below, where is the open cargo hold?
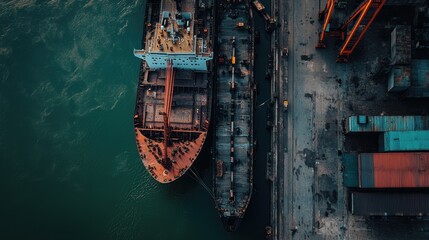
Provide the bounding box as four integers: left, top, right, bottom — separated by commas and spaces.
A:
345, 115, 429, 133
380, 130, 429, 152
343, 152, 429, 188
350, 191, 429, 216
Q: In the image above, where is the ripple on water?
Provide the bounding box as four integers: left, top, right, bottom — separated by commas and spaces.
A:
108, 165, 158, 239
0, 0, 164, 238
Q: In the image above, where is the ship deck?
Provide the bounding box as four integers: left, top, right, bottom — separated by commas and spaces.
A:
147, 0, 194, 53
137, 70, 209, 130
138, 0, 209, 56
214, 1, 254, 220
134, 69, 210, 183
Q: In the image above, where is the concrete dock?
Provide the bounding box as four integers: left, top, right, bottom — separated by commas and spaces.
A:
269, 0, 429, 239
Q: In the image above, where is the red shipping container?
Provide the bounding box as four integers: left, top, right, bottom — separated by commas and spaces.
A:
359, 152, 429, 188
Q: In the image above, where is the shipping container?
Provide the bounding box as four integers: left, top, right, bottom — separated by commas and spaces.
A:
346, 115, 429, 133
380, 130, 429, 151
361, 152, 429, 188
343, 152, 429, 188
391, 25, 411, 65
406, 60, 429, 98
343, 154, 359, 187
387, 66, 411, 92
350, 191, 429, 216
360, 152, 429, 188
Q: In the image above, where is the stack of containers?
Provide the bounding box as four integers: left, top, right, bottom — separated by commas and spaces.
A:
344, 115, 429, 216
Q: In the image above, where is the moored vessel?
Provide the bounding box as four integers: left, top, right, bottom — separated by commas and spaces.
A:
133, 0, 214, 183
213, 0, 255, 231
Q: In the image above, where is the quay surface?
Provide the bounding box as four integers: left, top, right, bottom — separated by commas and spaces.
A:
272, 0, 429, 239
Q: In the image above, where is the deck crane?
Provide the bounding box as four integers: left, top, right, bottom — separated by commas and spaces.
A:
160, 59, 175, 169
316, 0, 387, 62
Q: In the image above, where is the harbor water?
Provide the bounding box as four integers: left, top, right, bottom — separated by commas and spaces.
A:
0, 0, 272, 239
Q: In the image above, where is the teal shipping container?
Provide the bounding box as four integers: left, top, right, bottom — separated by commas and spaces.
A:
343, 153, 359, 187
380, 130, 429, 151
345, 115, 429, 133
387, 66, 411, 93
406, 59, 429, 98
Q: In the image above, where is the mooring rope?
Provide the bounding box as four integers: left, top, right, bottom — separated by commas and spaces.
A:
187, 167, 215, 200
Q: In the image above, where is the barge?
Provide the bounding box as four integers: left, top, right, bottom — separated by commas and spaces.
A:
213, 0, 255, 231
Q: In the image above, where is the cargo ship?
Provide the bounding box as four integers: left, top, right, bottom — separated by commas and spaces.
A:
213, 0, 255, 231
133, 0, 214, 183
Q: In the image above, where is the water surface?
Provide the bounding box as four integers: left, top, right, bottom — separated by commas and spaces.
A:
0, 1, 272, 239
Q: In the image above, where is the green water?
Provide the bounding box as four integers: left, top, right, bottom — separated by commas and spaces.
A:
0, 1, 271, 239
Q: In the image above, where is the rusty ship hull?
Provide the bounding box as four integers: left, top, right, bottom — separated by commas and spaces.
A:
133, 0, 214, 183
213, 0, 255, 231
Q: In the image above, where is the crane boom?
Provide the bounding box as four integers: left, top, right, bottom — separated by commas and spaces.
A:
316, 0, 386, 62
337, 0, 386, 62
317, 0, 336, 48
161, 59, 175, 168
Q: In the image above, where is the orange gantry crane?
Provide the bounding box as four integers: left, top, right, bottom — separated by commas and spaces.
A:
317, 0, 387, 62
316, 0, 336, 49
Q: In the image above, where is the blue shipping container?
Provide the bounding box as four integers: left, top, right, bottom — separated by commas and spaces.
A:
346, 115, 429, 133
406, 59, 429, 98
387, 66, 411, 92
381, 130, 429, 151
